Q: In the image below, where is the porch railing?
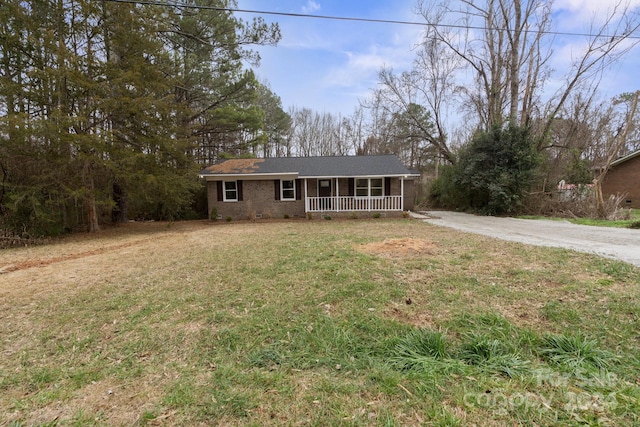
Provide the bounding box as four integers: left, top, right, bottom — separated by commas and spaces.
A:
307, 196, 402, 212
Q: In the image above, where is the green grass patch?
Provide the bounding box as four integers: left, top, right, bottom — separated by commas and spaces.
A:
537, 333, 616, 371
520, 209, 640, 228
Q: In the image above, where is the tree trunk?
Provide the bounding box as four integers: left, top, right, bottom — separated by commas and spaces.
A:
83, 160, 100, 232
86, 190, 100, 233
507, 0, 521, 124
112, 182, 128, 223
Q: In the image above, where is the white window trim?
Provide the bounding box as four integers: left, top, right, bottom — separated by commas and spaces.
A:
370, 178, 384, 197
223, 181, 238, 202
355, 178, 384, 198
355, 178, 368, 197
281, 179, 296, 201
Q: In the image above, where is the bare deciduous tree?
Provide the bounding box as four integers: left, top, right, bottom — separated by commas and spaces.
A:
417, 0, 553, 130
287, 107, 360, 157
416, 0, 640, 148
371, 21, 459, 165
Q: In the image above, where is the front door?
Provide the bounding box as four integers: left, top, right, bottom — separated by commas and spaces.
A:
318, 179, 333, 210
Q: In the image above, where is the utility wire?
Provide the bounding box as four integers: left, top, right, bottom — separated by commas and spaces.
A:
102, 0, 640, 40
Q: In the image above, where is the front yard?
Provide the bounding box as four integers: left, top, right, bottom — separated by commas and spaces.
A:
1, 219, 639, 425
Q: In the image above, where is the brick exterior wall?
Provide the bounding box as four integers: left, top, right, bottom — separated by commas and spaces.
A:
207, 177, 417, 220
207, 180, 305, 220
403, 180, 416, 211
601, 155, 640, 208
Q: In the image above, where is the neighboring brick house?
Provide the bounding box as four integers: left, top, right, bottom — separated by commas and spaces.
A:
601, 150, 640, 208
199, 155, 420, 220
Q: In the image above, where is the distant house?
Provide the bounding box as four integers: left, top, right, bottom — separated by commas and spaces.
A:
601, 150, 640, 208
199, 155, 420, 220
555, 180, 593, 203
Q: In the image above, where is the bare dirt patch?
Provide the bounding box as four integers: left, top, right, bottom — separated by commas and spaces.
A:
383, 301, 438, 329
5, 379, 163, 427
355, 238, 437, 258
0, 221, 211, 274
0, 239, 160, 273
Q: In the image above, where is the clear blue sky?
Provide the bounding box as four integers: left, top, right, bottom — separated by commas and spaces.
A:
236, 0, 640, 117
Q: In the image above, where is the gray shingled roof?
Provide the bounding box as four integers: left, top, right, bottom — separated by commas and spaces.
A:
199, 155, 418, 178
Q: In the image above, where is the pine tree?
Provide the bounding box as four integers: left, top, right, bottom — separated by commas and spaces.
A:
0, 0, 280, 235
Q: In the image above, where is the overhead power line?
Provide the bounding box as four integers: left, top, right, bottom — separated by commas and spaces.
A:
102, 0, 640, 40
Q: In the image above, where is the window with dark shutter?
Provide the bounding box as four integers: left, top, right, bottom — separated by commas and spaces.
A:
295, 179, 302, 200
385, 177, 391, 196
217, 181, 223, 201
237, 181, 243, 201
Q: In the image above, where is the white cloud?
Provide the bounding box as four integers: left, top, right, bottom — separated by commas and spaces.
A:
301, 1, 321, 14
322, 45, 410, 89
553, 0, 640, 28
322, 53, 383, 88
554, 0, 640, 13
320, 19, 423, 91
264, 4, 424, 114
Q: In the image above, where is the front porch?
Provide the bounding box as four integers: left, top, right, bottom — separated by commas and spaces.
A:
303, 177, 409, 213
306, 195, 403, 212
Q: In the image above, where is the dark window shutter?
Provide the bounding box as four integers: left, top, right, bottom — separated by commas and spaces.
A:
295, 179, 302, 200
385, 177, 391, 196
216, 181, 223, 201
348, 178, 354, 196
274, 180, 281, 200
237, 180, 243, 201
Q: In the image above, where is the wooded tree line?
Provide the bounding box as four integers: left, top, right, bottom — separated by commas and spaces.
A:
0, 0, 285, 235
284, 101, 440, 171
2, 0, 639, 236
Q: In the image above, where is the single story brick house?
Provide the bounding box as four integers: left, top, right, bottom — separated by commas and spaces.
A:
199, 155, 420, 220
601, 149, 640, 208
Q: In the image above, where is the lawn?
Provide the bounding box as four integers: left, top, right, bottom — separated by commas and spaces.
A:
520, 209, 640, 228
567, 209, 640, 228
1, 219, 639, 426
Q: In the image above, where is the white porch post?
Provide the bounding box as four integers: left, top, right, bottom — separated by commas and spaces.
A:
401, 177, 405, 211
304, 178, 308, 212
368, 178, 371, 211
335, 178, 340, 212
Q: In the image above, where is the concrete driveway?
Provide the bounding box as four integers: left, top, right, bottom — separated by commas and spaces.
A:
416, 211, 640, 267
